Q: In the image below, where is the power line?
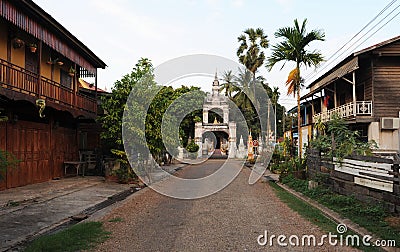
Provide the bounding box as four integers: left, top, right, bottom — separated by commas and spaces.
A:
303, 0, 399, 83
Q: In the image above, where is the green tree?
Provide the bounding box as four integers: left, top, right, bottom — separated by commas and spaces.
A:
237, 28, 269, 97
311, 115, 377, 160
270, 86, 280, 140
266, 19, 325, 157
99, 58, 153, 152
219, 70, 237, 98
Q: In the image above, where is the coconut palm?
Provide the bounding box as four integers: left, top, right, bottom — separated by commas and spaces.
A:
237, 28, 269, 97
266, 18, 325, 157
219, 70, 237, 98
232, 68, 253, 109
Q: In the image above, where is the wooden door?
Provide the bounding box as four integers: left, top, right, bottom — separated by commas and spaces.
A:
6, 121, 50, 188
52, 126, 78, 178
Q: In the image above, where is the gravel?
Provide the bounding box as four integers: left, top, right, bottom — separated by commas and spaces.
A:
95, 160, 358, 252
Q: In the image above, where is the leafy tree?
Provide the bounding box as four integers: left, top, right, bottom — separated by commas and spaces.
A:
266, 18, 325, 157
311, 115, 377, 160
99, 58, 153, 152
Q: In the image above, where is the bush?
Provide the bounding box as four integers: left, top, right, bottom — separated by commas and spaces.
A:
186, 140, 199, 153
0, 149, 20, 181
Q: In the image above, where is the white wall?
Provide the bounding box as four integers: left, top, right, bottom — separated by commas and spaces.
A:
368, 122, 399, 152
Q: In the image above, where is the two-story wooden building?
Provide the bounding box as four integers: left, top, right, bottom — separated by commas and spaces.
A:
296, 35, 400, 155
0, 0, 106, 189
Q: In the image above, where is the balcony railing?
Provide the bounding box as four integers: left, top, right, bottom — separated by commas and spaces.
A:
0, 58, 96, 114
313, 101, 372, 123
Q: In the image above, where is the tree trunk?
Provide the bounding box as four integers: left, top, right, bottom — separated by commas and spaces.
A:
297, 88, 302, 158
296, 64, 302, 158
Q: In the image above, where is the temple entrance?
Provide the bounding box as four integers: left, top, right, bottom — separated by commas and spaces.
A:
194, 72, 236, 159
202, 131, 229, 158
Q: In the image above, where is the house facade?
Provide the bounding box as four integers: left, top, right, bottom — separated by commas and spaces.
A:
0, 0, 106, 189
292, 36, 400, 155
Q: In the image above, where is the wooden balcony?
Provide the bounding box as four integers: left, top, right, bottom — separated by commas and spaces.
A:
313, 101, 373, 123
0, 59, 96, 114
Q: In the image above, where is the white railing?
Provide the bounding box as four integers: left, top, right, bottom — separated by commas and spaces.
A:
313, 101, 372, 123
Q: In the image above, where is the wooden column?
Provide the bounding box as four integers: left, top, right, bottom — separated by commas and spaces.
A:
352, 71, 356, 115
38, 41, 42, 96
73, 63, 77, 108
311, 95, 315, 123
334, 82, 337, 107
95, 68, 98, 114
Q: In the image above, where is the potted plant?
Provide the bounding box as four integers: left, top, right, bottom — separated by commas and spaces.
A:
56, 60, 63, 66
12, 38, 24, 49
186, 140, 199, 159
28, 43, 37, 53
46, 57, 54, 65
68, 66, 76, 77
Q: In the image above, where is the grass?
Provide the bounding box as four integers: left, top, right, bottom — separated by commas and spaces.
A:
269, 181, 380, 251
279, 174, 400, 248
108, 217, 124, 223
24, 222, 110, 252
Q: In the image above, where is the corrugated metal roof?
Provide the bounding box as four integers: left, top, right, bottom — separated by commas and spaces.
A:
309, 57, 358, 93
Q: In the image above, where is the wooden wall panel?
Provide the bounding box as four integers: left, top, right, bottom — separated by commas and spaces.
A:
0, 123, 6, 190
52, 127, 78, 178
373, 66, 400, 118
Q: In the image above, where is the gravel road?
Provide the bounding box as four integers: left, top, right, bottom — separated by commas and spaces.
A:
95, 160, 357, 251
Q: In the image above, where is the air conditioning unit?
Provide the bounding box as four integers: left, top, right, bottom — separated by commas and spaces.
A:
381, 117, 400, 129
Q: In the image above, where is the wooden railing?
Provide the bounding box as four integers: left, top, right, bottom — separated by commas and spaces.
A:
0, 59, 96, 114
313, 101, 372, 123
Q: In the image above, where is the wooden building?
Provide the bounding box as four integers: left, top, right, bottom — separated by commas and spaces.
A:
299, 35, 400, 155
0, 0, 106, 189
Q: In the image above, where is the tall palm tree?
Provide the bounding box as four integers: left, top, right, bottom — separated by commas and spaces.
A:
237, 28, 269, 97
266, 18, 325, 157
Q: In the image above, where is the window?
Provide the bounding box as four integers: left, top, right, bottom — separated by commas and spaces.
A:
60, 69, 72, 88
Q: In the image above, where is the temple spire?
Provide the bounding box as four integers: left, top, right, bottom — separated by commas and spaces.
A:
213, 69, 219, 86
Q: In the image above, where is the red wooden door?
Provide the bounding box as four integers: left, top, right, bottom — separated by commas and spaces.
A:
6, 121, 50, 188
52, 126, 78, 178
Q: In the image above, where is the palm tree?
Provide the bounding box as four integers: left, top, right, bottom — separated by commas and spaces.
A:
266, 18, 325, 157
232, 68, 253, 109
219, 70, 237, 98
237, 28, 269, 97
270, 87, 280, 142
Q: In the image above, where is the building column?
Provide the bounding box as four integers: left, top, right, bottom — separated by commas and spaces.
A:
352, 71, 356, 115
203, 109, 208, 124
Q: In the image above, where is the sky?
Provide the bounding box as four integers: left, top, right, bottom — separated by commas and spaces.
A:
33, 0, 400, 109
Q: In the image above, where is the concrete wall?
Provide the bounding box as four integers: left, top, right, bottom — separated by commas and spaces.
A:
368, 121, 399, 152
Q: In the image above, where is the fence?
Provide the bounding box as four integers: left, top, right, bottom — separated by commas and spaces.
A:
307, 149, 400, 214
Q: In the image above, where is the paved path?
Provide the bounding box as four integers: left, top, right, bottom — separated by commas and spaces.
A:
95, 160, 357, 251
0, 177, 133, 251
